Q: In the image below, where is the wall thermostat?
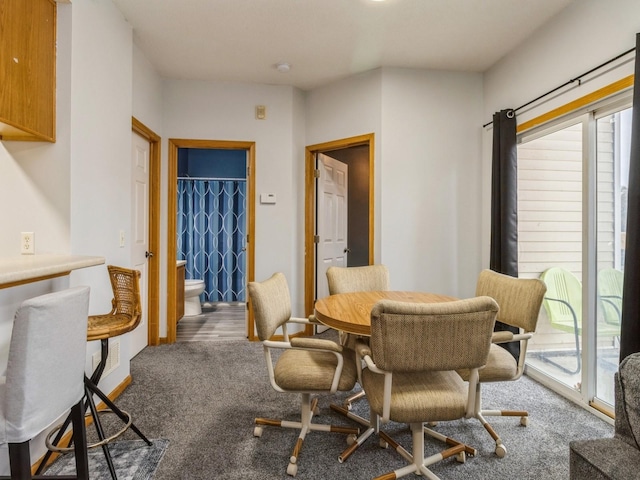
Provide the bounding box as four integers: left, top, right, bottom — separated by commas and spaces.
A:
260, 193, 276, 203
260, 193, 276, 204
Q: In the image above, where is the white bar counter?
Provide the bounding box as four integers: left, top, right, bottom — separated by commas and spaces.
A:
0, 254, 105, 289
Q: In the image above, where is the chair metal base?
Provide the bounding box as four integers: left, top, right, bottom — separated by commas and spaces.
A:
35, 340, 151, 480
2, 401, 89, 480
254, 395, 359, 477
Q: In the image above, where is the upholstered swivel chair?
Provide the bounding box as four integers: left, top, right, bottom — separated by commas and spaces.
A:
341, 297, 498, 479
326, 264, 390, 296
0, 287, 91, 480
326, 264, 389, 408
458, 269, 546, 458
37, 266, 151, 480
248, 272, 360, 477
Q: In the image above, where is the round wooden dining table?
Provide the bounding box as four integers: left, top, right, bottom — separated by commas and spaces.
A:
314, 290, 457, 336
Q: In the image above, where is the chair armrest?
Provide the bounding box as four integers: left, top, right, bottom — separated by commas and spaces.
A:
492, 331, 533, 344
492, 331, 514, 343
306, 314, 321, 325
361, 354, 393, 422
288, 316, 319, 325
290, 337, 343, 353
355, 340, 371, 359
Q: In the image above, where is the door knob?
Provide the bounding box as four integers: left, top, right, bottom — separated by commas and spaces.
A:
145, 251, 154, 258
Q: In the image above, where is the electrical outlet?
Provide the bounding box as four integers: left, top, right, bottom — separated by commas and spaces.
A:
21, 232, 34, 254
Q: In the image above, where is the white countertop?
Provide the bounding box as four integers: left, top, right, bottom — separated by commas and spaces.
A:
177, 260, 186, 267
0, 254, 106, 288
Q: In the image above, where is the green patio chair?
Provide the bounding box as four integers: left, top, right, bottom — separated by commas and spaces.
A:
598, 267, 623, 327
540, 267, 620, 375
540, 267, 583, 374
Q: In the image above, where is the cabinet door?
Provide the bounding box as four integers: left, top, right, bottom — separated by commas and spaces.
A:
0, 0, 56, 141
176, 265, 185, 322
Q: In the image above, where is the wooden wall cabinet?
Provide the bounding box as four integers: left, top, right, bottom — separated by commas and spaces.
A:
0, 0, 56, 142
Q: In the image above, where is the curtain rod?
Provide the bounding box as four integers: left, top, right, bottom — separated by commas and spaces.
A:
178, 176, 246, 182
483, 46, 635, 128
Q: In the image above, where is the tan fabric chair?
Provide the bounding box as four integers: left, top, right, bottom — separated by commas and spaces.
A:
341, 297, 498, 480
326, 264, 390, 409
326, 264, 390, 295
458, 269, 547, 457
248, 272, 359, 477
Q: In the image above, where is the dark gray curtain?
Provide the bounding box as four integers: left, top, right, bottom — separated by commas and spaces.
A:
490, 109, 520, 360
620, 33, 640, 361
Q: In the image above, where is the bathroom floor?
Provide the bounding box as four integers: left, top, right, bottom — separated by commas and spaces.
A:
177, 302, 246, 342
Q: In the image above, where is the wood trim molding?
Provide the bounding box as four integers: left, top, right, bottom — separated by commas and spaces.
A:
517, 75, 634, 134
132, 117, 161, 346
304, 133, 375, 335
167, 139, 256, 342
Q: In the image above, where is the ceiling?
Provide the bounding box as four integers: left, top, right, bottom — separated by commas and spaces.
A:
112, 0, 575, 91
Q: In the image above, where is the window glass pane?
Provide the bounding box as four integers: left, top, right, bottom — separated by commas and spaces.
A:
518, 122, 583, 391
595, 107, 630, 406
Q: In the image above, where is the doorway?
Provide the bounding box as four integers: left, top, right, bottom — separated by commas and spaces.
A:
304, 133, 375, 334
131, 117, 161, 347
168, 139, 256, 343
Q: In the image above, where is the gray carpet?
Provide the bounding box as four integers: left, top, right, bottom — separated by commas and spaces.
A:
109, 335, 614, 479
44, 439, 169, 479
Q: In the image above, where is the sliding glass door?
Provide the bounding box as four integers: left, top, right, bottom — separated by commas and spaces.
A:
516, 96, 631, 412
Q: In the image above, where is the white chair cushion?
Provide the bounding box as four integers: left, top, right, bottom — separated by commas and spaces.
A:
1, 287, 89, 444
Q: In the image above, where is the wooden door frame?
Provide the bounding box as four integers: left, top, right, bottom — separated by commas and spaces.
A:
167, 139, 256, 343
304, 133, 375, 335
132, 117, 161, 346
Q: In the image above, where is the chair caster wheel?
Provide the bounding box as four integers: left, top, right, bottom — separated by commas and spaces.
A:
495, 444, 507, 458
254, 426, 263, 437
520, 416, 529, 426
379, 438, 388, 449
346, 434, 357, 446
426, 421, 438, 427
313, 406, 320, 415
456, 451, 466, 463
287, 462, 298, 476
344, 402, 353, 411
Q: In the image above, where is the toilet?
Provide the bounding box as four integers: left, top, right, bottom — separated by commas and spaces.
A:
184, 279, 205, 316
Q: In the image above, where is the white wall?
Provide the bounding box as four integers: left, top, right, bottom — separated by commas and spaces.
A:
0, 5, 73, 256
305, 68, 484, 298
380, 68, 484, 297
481, 0, 640, 278
133, 44, 164, 135
68, 0, 134, 394
132, 42, 164, 326
305, 69, 383, 260
484, 0, 639, 122
0, 1, 135, 472
161, 79, 306, 322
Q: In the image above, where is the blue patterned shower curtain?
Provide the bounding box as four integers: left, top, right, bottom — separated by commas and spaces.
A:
177, 179, 246, 302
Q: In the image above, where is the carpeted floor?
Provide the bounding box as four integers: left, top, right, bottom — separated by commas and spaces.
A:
107, 335, 614, 479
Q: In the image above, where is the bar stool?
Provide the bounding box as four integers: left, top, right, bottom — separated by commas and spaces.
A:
0, 286, 91, 480
36, 266, 151, 480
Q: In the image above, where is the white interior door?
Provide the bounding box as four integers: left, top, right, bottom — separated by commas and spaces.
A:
131, 131, 150, 356
316, 153, 348, 310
